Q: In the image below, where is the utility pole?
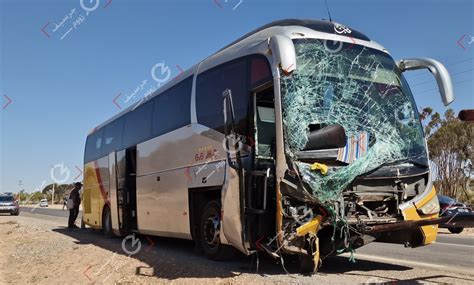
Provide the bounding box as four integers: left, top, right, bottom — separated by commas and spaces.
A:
18, 180, 22, 204
52, 183, 55, 205
50, 165, 55, 205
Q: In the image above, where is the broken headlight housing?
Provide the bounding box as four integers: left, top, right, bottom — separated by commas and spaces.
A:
417, 195, 440, 215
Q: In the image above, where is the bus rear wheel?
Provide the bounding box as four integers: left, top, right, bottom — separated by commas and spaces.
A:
102, 206, 114, 238
199, 200, 236, 260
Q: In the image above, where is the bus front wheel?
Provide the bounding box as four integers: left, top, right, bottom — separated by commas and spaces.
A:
298, 253, 317, 274
199, 200, 236, 260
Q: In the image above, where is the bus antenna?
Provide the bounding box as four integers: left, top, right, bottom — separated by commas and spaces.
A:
323, 0, 333, 22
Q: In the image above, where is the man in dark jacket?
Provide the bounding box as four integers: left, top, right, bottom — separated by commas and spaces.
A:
68, 182, 82, 229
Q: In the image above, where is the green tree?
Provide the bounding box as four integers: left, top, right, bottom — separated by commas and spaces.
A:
15, 190, 29, 203
422, 108, 474, 202
42, 183, 73, 203
30, 191, 44, 202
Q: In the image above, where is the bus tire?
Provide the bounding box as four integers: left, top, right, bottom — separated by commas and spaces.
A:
448, 227, 463, 234
298, 253, 317, 274
102, 206, 114, 238
199, 200, 236, 260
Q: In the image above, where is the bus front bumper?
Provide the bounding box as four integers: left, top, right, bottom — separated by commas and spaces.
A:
366, 187, 473, 246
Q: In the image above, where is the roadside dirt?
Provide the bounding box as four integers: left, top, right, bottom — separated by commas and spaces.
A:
1, 214, 473, 284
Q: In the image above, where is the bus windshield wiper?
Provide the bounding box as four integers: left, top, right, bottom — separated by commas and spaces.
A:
384, 158, 429, 169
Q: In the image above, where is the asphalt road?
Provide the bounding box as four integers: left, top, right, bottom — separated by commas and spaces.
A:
19, 205, 78, 218
17, 205, 474, 275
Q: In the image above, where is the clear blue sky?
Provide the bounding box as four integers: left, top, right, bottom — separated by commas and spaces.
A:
1, 0, 473, 193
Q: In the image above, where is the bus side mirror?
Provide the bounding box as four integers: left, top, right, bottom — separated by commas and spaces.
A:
397, 58, 454, 106
269, 35, 297, 76
459, 109, 474, 122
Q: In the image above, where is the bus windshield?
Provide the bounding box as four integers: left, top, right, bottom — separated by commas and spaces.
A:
281, 39, 428, 201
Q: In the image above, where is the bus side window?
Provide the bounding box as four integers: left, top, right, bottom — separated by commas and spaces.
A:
196, 57, 249, 134
250, 56, 272, 87
103, 118, 124, 154
123, 102, 153, 148
85, 129, 104, 163
152, 76, 192, 136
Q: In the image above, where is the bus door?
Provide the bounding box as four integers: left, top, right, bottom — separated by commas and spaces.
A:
108, 151, 121, 235
115, 147, 138, 235
245, 85, 277, 249
222, 85, 276, 253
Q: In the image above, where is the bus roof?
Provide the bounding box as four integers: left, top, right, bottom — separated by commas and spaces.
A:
90, 19, 382, 134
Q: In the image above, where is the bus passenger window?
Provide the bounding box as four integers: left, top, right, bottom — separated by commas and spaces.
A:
103, 118, 124, 154
84, 129, 104, 162
123, 102, 153, 148
152, 76, 192, 136
196, 59, 248, 133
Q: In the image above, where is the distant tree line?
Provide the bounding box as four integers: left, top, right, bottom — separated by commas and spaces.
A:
16, 183, 75, 204
421, 107, 473, 204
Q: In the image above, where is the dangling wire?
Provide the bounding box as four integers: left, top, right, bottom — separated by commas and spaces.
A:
255, 251, 260, 273
249, 251, 260, 273
279, 255, 290, 275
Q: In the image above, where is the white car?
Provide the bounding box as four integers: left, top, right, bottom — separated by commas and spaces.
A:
39, 199, 48, 207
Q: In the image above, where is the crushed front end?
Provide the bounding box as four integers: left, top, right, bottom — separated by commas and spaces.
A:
271, 38, 440, 272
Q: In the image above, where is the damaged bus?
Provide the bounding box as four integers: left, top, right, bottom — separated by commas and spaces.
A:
82, 19, 457, 273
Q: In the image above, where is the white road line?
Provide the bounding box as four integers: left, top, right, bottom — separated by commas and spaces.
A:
343, 253, 473, 275
434, 242, 474, 248
342, 253, 447, 270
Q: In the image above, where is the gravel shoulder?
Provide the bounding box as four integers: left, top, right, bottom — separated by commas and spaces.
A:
1, 214, 473, 284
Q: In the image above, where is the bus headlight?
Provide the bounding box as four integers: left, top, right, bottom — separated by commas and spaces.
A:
417, 195, 440, 215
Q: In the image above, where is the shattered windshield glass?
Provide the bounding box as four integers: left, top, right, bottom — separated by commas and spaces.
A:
281, 39, 427, 204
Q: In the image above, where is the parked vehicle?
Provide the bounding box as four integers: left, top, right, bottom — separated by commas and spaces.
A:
438, 195, 473, 234
0, 193, 20, 216
39, 199, 49, 207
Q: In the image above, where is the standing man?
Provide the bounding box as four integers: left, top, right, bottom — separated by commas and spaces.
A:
68, 182, 82, 229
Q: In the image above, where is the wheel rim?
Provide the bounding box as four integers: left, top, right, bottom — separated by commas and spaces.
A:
203, 213, 220, 249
